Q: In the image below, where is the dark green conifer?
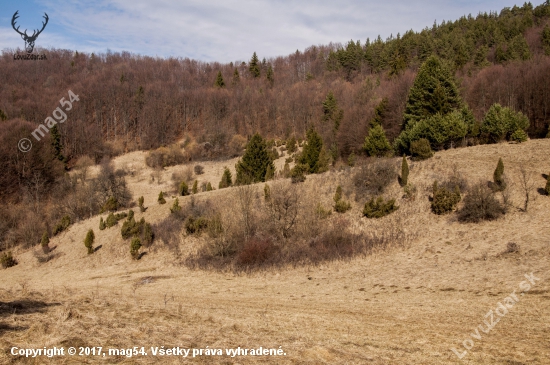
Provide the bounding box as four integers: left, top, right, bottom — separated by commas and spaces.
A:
219, 167, 232, 189
402, 56, 462, 129
214, 71, 225, 88
158, 191, 166, 204
400, 155, 409, 186
84, 229, 95, 254
235, 133, 274, 184
249, 52, 261, 78
493, 158, 506, 191
363, 124, 392, 157
298, 127, 324, 173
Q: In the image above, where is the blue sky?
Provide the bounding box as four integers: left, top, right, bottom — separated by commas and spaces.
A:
0, 0, 535, 63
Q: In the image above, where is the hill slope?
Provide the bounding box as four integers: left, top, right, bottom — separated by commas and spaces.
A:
1, 139, 549, 364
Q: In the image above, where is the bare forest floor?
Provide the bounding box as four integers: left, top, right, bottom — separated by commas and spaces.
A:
1, 139, 550, 364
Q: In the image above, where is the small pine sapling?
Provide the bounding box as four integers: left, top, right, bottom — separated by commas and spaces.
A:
158, 191, 166, 204
130, 237, 141, 259
170, 198, 182, 213
138, 196, 146, 212
400, 155, 409, 187
40, 231, 50, 253
219, 167, 233, 189
179, 181, 189, 196
493, 158, 506, 191
84, 229, 95, 254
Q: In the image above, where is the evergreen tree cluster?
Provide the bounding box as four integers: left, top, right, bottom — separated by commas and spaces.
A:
326, 2, 549, 76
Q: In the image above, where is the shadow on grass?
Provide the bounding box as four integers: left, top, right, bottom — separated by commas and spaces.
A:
0, 299, 60, 317
0, 299, 61, 334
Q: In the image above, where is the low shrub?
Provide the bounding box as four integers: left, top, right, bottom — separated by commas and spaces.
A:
290, 164, 307, 183
237, 237, 277, 267
410, 138, 433, 160
0, 251, 17, 269
100, 196, 119, 213
334, 200, 352, 213
185, 216, 209, 235
333, 186, 351, 213
194, 165, 204, 175
362, 197, 399, 218
315, 203, 332, 219
105, 211, 127, 228
510, 129, 528, 143
106, 213, 117, 228
458, 182, 506, 223
353, 158, 396, 200
546, 174, 550, 195
53, 215, 71, 236
431, 182, 461, 215
99, 217, 106, 230
145, 144, 186, 168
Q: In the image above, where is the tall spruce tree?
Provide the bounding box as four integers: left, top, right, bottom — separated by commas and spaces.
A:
402, 55, 462, 129
235, 133, 274, 184
249, 52, 261, 78
299, 127, 325, 173
214, 71, 225, 88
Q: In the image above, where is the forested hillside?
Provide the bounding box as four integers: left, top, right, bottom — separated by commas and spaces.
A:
1, 1, 550, 249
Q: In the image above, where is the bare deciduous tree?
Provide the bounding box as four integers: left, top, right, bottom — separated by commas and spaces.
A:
518, 167, 536, 212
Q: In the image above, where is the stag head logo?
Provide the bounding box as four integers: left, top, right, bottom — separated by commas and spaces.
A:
12, 11, 49, 54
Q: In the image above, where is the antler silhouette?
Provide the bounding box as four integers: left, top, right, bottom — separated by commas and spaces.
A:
11, 11, 26, 37
32, 13, 49, 39
11, 11, 49, 40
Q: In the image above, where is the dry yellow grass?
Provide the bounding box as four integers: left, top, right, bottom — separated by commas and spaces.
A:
1, 140, 549, 364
